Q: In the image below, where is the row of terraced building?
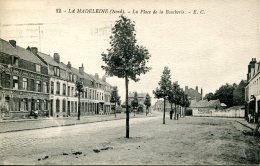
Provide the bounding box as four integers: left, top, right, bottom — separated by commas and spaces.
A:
0, 38, 114, 119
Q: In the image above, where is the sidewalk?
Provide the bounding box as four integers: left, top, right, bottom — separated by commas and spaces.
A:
0, 113, 157, 133
235, 118, 257, 130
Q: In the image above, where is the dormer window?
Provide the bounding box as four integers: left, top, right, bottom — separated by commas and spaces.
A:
54, 66, 60, 76
13, 56, 19, 67
36, 64, 41, 72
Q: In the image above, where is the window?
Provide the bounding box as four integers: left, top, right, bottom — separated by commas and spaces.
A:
35, 100, 40, 110
56, 82, 60, 94
36, 64, 41, 72
54, 67, 60, 76
36, 80, 41, 92
42, 100, 48, 110
30, 79, 35, 91
20, 99, 28, 111
4, 74, 11, 88
13, 76, 19, 89
51, 81, 54, 94
75, 101, 77, 112
43, 82, 47, 93
68, 86, 70, 96
22, 78, 28, 90
71, 87, 74, 97
85, 89, 87, 99
63, 83, 66, 95
13, 57, 18, 66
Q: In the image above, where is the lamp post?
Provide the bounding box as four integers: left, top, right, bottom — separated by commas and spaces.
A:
76, 80, 84, 120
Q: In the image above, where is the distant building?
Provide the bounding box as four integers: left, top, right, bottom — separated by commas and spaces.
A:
122, 92, 149, 112
153, 100, 172, 112
189, 99, 243, 117
245, 58, 260, 123
184, 86, 203, 102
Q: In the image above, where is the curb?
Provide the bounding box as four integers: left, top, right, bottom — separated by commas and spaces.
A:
235, 120, 255, 130
0, 115, 156, 134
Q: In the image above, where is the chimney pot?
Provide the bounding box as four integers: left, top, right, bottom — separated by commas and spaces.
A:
67, 61, 71, 69
9, 40, 16, 47
53, 53, 60, 63
31, 47, 38, 55
79, 64, 84, 74
95, 73, 99, 79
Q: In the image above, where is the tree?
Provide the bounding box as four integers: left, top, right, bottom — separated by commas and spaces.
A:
131, 92, 139, 116
76, 80, 84, 120
153, 66, 172, 124
233, 80, 247, 106
214, 83, 235, 107
183, 94, 190, 115
144, 93, 151, 116
110, 86, 121, 118
101, 15, 151, 138
203, 92, 215, 101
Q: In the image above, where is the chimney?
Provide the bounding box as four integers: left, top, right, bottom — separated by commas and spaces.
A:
95, 73, 99, 79
102, 75, 106, 82
67, 61, 71, 69
247, 58, 257, 81
196, 86, 198, 92
31, 47, 38, 55
201, 88, 203, 100
185, 86, 188, 92
9, 40, 16, 47
79, 64, 84, 74
53, 53, 60, 63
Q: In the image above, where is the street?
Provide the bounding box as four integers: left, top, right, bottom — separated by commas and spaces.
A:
0, 113, 259, 165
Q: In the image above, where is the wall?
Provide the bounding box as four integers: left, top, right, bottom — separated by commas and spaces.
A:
192, 107, 245, 118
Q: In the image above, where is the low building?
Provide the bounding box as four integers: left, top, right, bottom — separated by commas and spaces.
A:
190, 99, 243, 117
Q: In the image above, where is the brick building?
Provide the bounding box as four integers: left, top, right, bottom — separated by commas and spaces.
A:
0, 38, 114, 119
0, 39, 49, 118
184, 86, 203, 102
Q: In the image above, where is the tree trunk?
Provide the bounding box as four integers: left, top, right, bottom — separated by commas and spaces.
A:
163, 97, 166, 124
146, 106, 148, 116
255, 122, 260, 135
78, 93, 81, 120
125, 76, 130, 138
170, 103, 173, 120
114, 103, 117, 118
174, 104, 177, 120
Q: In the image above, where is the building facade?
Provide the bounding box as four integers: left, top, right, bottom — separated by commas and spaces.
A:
245, 58, 260, 123
0, 39, 50, 119
184, 86, 203, 102
0, 38, 114, 119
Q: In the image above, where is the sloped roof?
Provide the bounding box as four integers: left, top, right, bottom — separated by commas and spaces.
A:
0, 38, 46, 66
37, 52, 67, 70
190, 99, 221, 108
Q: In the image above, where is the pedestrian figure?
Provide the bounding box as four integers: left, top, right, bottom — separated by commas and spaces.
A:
170, 110, 173, 120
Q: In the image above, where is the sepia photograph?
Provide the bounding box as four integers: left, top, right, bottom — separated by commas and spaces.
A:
0, 0, 259, 165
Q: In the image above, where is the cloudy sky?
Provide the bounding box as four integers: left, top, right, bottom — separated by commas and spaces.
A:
0, 0, 259, 104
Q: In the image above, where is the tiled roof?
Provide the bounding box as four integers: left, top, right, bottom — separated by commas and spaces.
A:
37, 52, 67, 70
190, 99, 221, 108
0, 38, 46, 66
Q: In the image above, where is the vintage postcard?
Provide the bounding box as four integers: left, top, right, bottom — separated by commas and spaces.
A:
0, 0, 259, 165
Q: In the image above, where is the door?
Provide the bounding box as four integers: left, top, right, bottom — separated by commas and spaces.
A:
68, 101, 70, 116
